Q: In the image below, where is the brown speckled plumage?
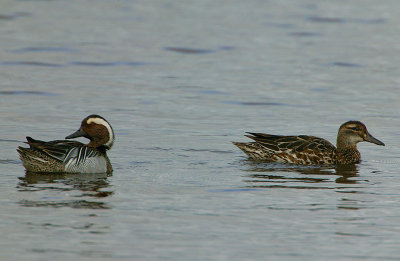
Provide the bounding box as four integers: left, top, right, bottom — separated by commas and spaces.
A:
233, 121, 384, 165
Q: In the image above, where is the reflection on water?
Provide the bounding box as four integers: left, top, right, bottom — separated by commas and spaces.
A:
242, 161, 360, 189
17, 172, 113, 209
334, 165, 359, 184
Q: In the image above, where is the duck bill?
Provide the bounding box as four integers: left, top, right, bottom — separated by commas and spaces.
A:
66, 128, 87, 139
364, 132, 385, 146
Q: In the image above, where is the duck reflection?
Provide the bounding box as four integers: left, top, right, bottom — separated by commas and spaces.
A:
17, 172, 113, 209
242, 161, 359, 189
334, 165, 359, 184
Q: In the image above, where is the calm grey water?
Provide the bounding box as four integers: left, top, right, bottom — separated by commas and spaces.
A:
1, 0, 400, 260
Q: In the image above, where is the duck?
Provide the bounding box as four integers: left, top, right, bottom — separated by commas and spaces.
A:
17, 114, 114, 173
232, 121, 384, 165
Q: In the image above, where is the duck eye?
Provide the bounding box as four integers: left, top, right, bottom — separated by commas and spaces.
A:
349, 126, 361, 131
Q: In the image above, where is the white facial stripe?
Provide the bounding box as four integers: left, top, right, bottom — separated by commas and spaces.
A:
87, 117, 114, 147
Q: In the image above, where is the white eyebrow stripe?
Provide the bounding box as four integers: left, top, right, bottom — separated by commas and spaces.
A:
87, 117, 114, 147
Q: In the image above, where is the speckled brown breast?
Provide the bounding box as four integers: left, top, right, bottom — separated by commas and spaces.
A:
335, 148, 361, 165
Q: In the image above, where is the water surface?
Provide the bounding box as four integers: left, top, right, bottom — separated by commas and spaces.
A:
1, 0, 400, 260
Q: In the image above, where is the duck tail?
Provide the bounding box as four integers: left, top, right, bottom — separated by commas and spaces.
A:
232, 141, 271, 160
17, 147, 49, 170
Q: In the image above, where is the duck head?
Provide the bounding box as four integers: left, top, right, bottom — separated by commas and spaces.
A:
66, 114, 114, 150
336, 121, 384, 149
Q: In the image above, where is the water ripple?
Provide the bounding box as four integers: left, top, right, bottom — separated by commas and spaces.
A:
164, 46, 234, 54
289, 32, 322, 37
0, 61, 64, 67
307, 16, 386, 24
18, 200, 110, 209
0, 12, 30, 20
0, 159, 20, 165
165, 47, 215, 54
0, 61, 147, 67
7, 47, 78, 53
223, 100, 311, 108
332, 62, 363, 68
0, 91, 59, 96
69, 61, 147, 66
308, 16, 346, 23
264, 22, 295, 29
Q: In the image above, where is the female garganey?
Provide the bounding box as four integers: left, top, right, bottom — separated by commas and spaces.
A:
233, 121, 384, 165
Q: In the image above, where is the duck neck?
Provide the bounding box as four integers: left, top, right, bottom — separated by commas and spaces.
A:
88, 137, 108, 150
336, 135, 360, 164
336, 132, 359, 151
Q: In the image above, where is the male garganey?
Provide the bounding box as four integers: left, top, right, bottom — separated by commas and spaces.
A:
17, 115, 114, 173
